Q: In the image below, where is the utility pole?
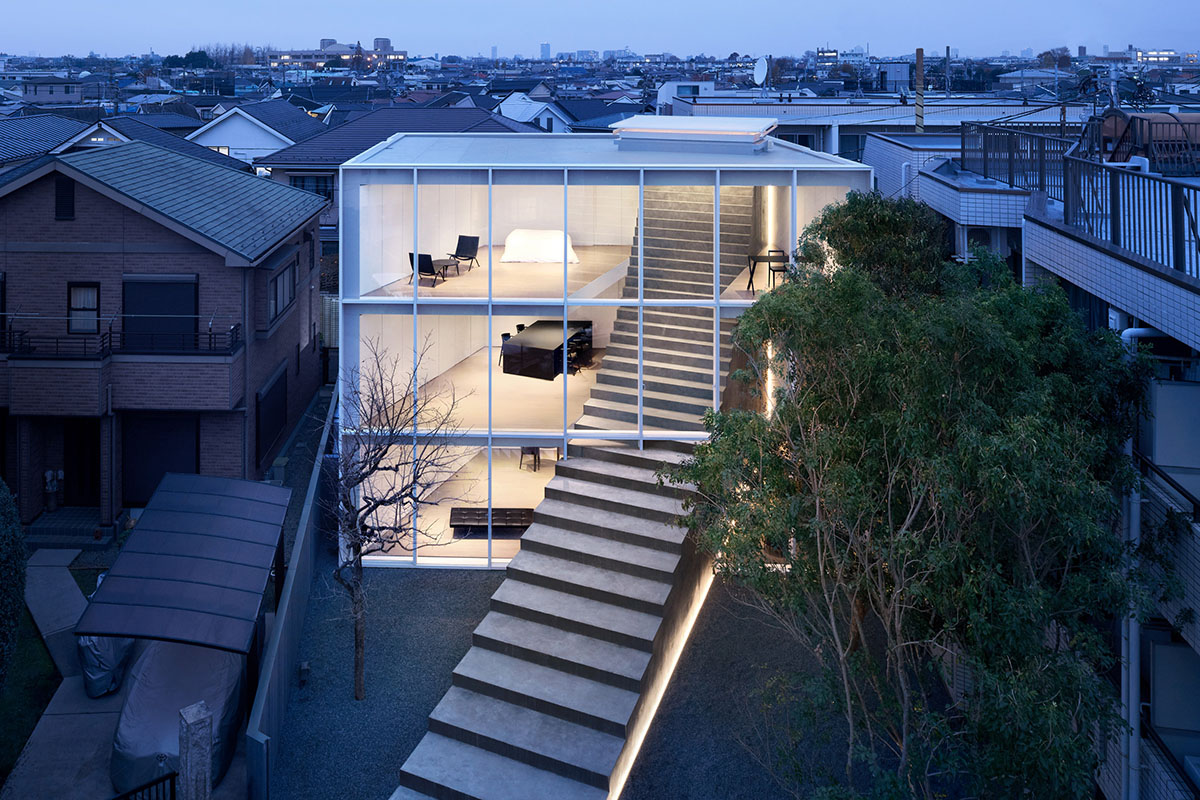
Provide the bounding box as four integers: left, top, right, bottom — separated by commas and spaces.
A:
946, 45, 951, 98
915, 48, 925, 133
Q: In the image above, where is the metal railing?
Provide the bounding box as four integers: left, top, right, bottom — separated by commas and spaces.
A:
1081, 116, 1200, 177
109, 772, 177, 800
959, 122, 1076, 202
1063, 155, 1200, 278
1, 324, 243, 359
1136, 450, 1200, 524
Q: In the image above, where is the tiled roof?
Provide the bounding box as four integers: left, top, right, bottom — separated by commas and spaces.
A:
237, 99, 329, 143
0, 113, 89, 164
117, 112, 204, 131
101, 117, 251, 171
55, 141, 327, 262
254, 107, 535, 168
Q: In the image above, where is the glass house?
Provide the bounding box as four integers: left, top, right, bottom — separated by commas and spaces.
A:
340, 116, 872, 566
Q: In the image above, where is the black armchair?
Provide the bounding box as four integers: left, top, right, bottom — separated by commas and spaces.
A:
448, 235, 480, 272
408, 253, 443, 287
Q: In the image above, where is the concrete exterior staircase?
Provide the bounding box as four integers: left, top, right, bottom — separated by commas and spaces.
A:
392, 186, 749, 799
394, 444, 711, 800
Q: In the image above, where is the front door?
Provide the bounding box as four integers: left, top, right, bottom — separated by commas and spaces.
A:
63, 417, 101, 507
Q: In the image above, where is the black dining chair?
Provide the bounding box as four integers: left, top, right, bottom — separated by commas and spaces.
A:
408, 253, 442, 286
515, 323, 525, 333
767, 249, 789, 288
448, 235, 480, 272
498, 332, 511, 365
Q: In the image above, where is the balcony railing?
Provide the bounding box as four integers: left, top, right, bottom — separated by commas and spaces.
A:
1081, 115, 1200, 177
1063, 155, 1200, 279
959, 122, 1075, 202
1, 323, 242, 359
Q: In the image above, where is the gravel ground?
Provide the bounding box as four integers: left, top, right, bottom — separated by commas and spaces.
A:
272, 555, 505, 800
275, 566, 837, 800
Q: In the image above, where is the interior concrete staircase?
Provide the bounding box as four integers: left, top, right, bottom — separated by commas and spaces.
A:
391, 186, 749, 800
575, 186, 749, 434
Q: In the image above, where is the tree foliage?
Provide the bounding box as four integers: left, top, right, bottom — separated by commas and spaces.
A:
0, 480, 26, 692
669, 197, 1151, 798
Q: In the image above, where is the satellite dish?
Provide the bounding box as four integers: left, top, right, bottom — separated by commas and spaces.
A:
753, 57, 768, 86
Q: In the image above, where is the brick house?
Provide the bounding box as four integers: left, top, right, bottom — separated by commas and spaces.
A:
0, 140, 328, 532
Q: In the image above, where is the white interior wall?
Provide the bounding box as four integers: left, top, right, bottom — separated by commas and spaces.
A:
358, 183, 414, 295
795, 185, 853, 241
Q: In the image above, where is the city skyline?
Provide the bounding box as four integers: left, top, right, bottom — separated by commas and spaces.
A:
3, 0, 1199, 60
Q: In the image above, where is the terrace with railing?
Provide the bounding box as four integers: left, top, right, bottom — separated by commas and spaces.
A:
957, 118, 1200, 281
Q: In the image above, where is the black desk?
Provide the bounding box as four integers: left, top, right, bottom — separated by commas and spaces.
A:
502, 320, 592, 381
747, 253, 789, 291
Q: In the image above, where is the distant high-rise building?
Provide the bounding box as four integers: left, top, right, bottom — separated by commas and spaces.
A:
951, 48, 959, 59
1103, 44, 1110, 55
1078, 45, 1087, 58
540, 42, 551, 60
1020, 47, 1034, 59
320, 38, 337, 50
576, 49, 599, 62
491, 45, 498, 61
374, 38, 392, 52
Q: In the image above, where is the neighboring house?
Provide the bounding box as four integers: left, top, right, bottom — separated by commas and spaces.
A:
0, 140, 327, 534
861, 132, 962, 201
913, 111, 1200, 800
255, 107, 535, 245
0, 114, 89, 172
341, 115, 871, 799
120, 111, 204, 136
20, 76, 83, 105
494, 92, 572, 132
186, 99, 329, 163
49, 116, 252, 171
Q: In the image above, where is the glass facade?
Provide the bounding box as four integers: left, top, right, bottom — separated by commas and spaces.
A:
341, 133, 872, 566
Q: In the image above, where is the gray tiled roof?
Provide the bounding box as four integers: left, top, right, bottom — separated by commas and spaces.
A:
0, 114, 89, 164
237, 99, 329, 143
115, 112, 204, 131
101, 117, 252, 171
254, 107, 535, 168
57, 141, 327, 262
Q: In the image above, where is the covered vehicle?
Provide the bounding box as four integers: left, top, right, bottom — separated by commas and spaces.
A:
77, 571, 137, 698
110, 640, 245, 793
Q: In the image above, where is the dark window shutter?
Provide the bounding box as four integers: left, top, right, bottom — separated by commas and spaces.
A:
55, 175, 75, 220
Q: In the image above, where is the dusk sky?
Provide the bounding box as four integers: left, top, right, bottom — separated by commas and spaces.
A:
4, 0, 1198, 59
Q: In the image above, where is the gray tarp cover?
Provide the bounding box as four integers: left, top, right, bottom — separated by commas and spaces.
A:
74, 473, 291, 654
110, 640, 245, 792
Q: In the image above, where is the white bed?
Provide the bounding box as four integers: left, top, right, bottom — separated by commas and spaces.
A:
500, 229, 580, 263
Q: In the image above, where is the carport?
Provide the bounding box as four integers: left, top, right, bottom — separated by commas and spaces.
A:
74, 472, 292, 653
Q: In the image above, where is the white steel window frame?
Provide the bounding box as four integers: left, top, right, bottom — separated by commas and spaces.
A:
342, 162, 805, 568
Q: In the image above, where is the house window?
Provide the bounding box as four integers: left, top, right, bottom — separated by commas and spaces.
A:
289, 175, 335, 201
68, 283, 99, 333
208, 145, 230, 155
55, 175, 75, 220
267, 258, 298, 322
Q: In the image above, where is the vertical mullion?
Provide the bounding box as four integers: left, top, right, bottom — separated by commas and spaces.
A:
637, 170, 644, 447
487, 169, 493, 566
410, 168, 419, 562
712, 171, 721, 413
562, 169, 568, 453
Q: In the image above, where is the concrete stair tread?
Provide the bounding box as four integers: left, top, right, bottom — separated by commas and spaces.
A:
521, 524, 681, 580
400, 733, 606, 800
547, 473, 686, 515
430, 686, 623, 785
532, 497, 688, 550
598, 353, 719, 378
508, 549, 673, 611
573, 443, 693, 467
474, 611, 651, 689
490, 580, 662, 650
591, 384, 714, 412
581, 398, 707, 429
453, 647, 639, 732
572, 412, 704, 437
597, 371, 714, 398
557, 455, 677, 490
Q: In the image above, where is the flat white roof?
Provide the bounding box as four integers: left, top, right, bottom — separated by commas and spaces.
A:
343, 131, 869, 171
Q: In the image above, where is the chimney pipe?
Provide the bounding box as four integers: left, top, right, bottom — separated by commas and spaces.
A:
946, 45, 951, 98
